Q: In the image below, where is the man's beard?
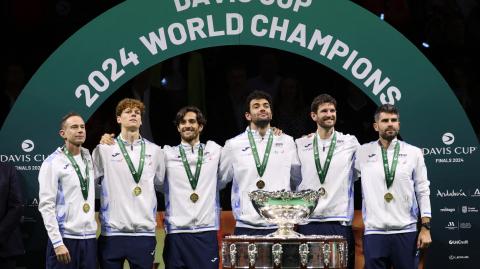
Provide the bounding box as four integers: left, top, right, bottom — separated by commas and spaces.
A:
181, 128, 198, 142
380, 129, 398, 141
318, 117, 336, 129
253, 119, 271, 128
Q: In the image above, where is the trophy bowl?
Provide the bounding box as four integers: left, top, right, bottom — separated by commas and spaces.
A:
249, 189, 320, 238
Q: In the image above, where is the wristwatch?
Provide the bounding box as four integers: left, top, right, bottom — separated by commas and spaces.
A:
421, 222, 431, 230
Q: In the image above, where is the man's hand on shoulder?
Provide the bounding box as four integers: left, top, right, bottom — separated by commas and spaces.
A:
271, 127, 283, 136
100, 133, 116, 145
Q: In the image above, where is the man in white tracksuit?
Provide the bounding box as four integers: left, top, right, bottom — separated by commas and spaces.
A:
38, 113, 97, 269
220, 90, 301, 236
162, 106, 222, 269
295, 94, 359, 269
355, 104, 432, 269
93, 98, 165, 269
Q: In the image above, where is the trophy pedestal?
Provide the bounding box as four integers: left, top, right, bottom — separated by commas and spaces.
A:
222, 235, 347, 269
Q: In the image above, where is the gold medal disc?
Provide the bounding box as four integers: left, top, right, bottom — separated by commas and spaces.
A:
83, 203, 90, 213
319, 187, 327, 197
133, 186, 142, 196
190, 193, 199, 203
384, 192, 394, 202
256, 180, 265, 189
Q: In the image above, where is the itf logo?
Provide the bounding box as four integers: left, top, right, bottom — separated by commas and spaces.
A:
21, 140, 35, 153
442, 132, 455, 145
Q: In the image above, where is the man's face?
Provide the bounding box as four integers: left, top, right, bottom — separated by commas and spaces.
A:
60, 116, 86, 146
117, 106, 142, 130
177, 111, 203, 142
245, 98, 272, 128
374, 112, 400, 141
311, 102, 336, 129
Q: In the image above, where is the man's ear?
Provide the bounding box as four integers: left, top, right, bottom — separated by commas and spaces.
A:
245, 112, 251, 122
59, 129, 65, 139
373, 122, 379, 132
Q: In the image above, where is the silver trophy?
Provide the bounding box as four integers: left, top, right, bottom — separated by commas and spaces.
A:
249, 189, 320, 238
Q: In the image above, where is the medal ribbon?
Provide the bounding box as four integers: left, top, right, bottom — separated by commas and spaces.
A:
116, 137, 145, 184
62, 147, 89, 200
179, 144, 204, 190
247, 129, 273, 178
313, 132, 337, 184
381, 142, 400, 189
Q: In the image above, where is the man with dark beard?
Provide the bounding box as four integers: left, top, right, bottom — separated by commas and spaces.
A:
162, 106, 222, 269
219, 90, 301, 235
295, 94, 359, 269
355, 104, 432, 269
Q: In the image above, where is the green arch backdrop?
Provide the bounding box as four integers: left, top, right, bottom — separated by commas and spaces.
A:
1, 0, 478, 267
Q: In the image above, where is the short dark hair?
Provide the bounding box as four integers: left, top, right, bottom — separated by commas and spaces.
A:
245, 90, 273, 113
60, 112, 82, 129
174, 106, 207, 127
116, 98, 145, 116
374, 104, 400, 122
310, 94, 337, 113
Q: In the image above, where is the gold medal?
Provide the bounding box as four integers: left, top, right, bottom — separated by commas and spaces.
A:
83, 203, 90, 213
190, 192, 199, 203
318, 187, 327, 197
384, 192, 394, 202
133, 186, 142, 196
256, 179, 265, 189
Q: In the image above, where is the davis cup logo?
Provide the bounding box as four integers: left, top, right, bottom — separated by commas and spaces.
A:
442, 133, 455, 145
21, 139, 35, 153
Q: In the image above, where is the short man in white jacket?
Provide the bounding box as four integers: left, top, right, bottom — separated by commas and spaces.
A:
355, 104, 432, 269
162, 106, 222, 269
38, 112, 97, 269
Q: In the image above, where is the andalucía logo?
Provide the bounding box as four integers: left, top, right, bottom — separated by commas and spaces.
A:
436, 189, 467, 198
